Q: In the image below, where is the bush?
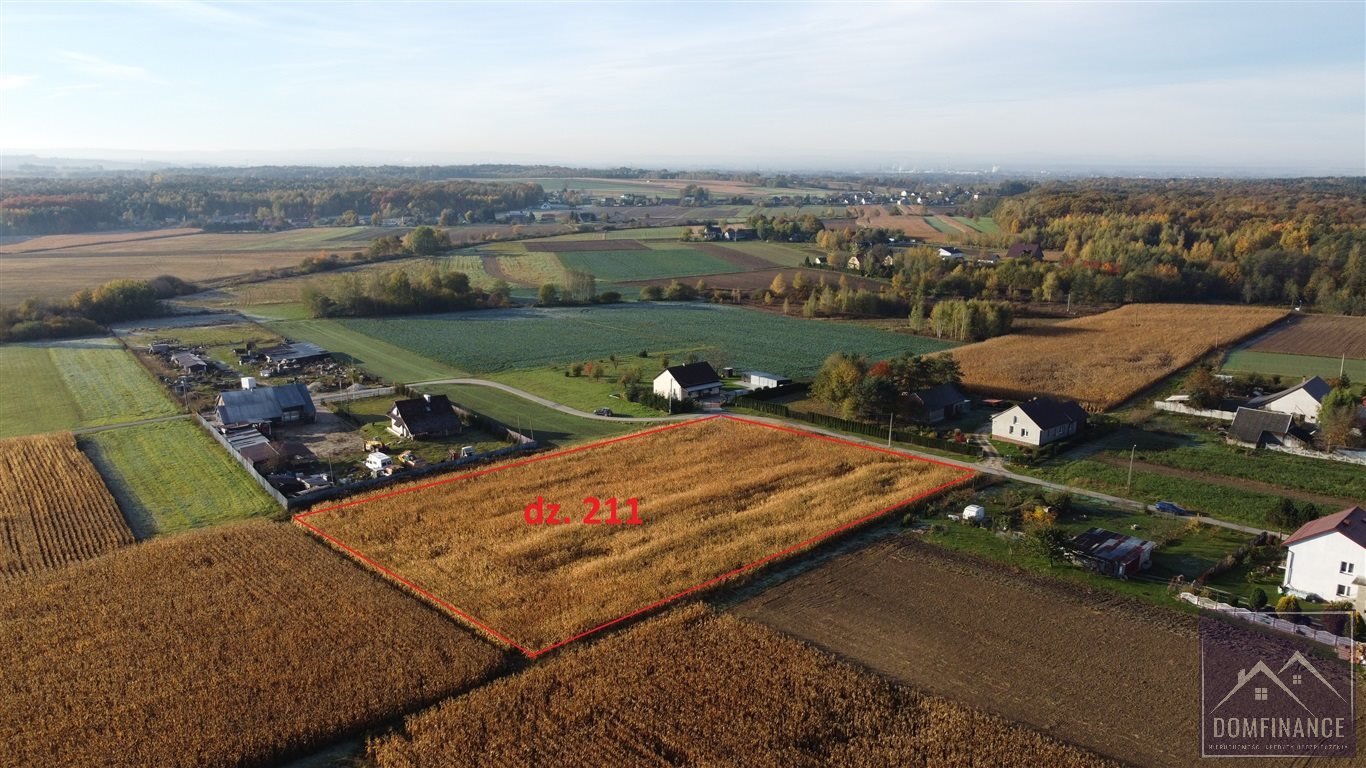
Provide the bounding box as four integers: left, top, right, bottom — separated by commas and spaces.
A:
1250, 587, 1268, 610
1275, 595, 1300, 617
1320, 601, 1354, 636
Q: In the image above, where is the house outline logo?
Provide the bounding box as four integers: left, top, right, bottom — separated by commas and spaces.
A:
1210, 651, 1344, 716
1200, 612, 1356, 759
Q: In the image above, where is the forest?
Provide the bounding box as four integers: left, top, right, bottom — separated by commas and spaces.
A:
0, 175, 544, 235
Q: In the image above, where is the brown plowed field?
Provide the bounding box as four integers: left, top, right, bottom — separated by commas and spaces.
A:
0, 228, 202, 254
685, 241, 777, 270
1247, 314, 1366, 359
734, 539, 1365, 768
524, 239, 645, 252
620, 267, 888, 295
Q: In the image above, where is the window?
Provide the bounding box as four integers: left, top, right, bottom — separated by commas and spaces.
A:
1254, 687, 1268, 701
1292, 674, 1302, 685
1021, 429, 1029, 437
1008, 426, 1014, 435
1012, 416, 1017, 424
1337, 584, 1352, 597
1343, 561, 1356, 574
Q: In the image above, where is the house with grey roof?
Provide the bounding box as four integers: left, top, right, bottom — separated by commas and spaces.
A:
1245, 376, 1332, 424
216, 379, 316, 427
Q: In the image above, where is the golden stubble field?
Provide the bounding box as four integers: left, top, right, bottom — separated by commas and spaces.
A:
0, 520, 503, 768
952, 303, 1287, 410
298, 416, 971, 654
0, 432, 132, 580
369, 604, 1119, 768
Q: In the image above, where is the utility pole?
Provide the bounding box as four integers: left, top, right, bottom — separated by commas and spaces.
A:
1126, 444, 1136, 491
888, 411, 895, 447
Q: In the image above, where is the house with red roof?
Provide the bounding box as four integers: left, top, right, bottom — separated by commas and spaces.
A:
1281, 505, 1366, 611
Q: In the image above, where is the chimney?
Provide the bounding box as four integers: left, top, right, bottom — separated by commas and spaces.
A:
241, 377, 257, 390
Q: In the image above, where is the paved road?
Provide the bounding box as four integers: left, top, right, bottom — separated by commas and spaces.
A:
314, 378, 1281, 539
71, 413, 190, 435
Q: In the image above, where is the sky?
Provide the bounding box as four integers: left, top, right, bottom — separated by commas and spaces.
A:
0, 1, 1363, 175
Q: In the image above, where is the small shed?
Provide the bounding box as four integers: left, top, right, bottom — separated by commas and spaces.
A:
170, 351, 209, 374
1069, 528, 1156, 579
961, 504, 986, 523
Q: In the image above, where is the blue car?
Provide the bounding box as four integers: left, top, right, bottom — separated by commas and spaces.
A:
1154, 501, 1189, 516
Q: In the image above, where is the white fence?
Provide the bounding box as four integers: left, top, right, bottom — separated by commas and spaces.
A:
1267, 443, 1366, 467
1179, 592, 1363, 664
1153, 401, 1236, 421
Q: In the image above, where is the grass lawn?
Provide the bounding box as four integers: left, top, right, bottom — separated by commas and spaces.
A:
81, 419, 278, 538
1026, 458, 1284, 529
337, 303, 955, 377
416, 383, 639, 446
556, 248, 737, 282
489, 365, 663, 417
1221, 349, 1366, 380
267, 318, 465, 383
0, 337, 176, 438
1089, 426, 1366, 502
920, 485, 1260, 610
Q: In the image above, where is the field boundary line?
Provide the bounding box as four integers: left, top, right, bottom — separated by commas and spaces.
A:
298, 414, 973, 658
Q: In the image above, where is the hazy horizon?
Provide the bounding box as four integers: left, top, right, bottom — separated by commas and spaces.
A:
2, 1, 1363, 176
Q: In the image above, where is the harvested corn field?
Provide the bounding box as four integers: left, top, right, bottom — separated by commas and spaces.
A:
369, 604, 1119, 768
0, 432, 132, 580
0, 520, 504, 768
952, 303, 1286, 410
298, 415, 970, 654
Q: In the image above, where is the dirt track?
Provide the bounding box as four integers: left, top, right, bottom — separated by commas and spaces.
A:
734, 539, 1364, 768
1093, 454, 1356, 509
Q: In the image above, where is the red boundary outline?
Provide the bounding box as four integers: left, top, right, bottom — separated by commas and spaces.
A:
295, 413, 974, 658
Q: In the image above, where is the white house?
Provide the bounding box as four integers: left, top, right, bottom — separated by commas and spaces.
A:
990, 397, 1088, 447
938, 247, 965, 261
653, 361, 722, 401
1281, 505, 1366, 611
1245, 376, 1331, 424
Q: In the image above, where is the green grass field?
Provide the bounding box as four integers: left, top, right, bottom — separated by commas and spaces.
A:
923, 216, 958, 235
545, 226, 692, 241
1028, 458, 1285, 529
1095, 427, 1366, 502
950, 216, 1000, 234
0, 337, 176, 437
337, 304, 955, 377
1221, 350, 1366, 380
81, 420, 278, 538
711, 241, 823, 267
556, 248, 737, 282
417, 383, 640, 445
488, 365, 662, 418
267, 319, 465, 382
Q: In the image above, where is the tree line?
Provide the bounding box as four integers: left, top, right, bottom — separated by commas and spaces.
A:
0, 276, 197, 342
0, 175, 544, 235
811, 351, 963, 420
302, 265, 511, 318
